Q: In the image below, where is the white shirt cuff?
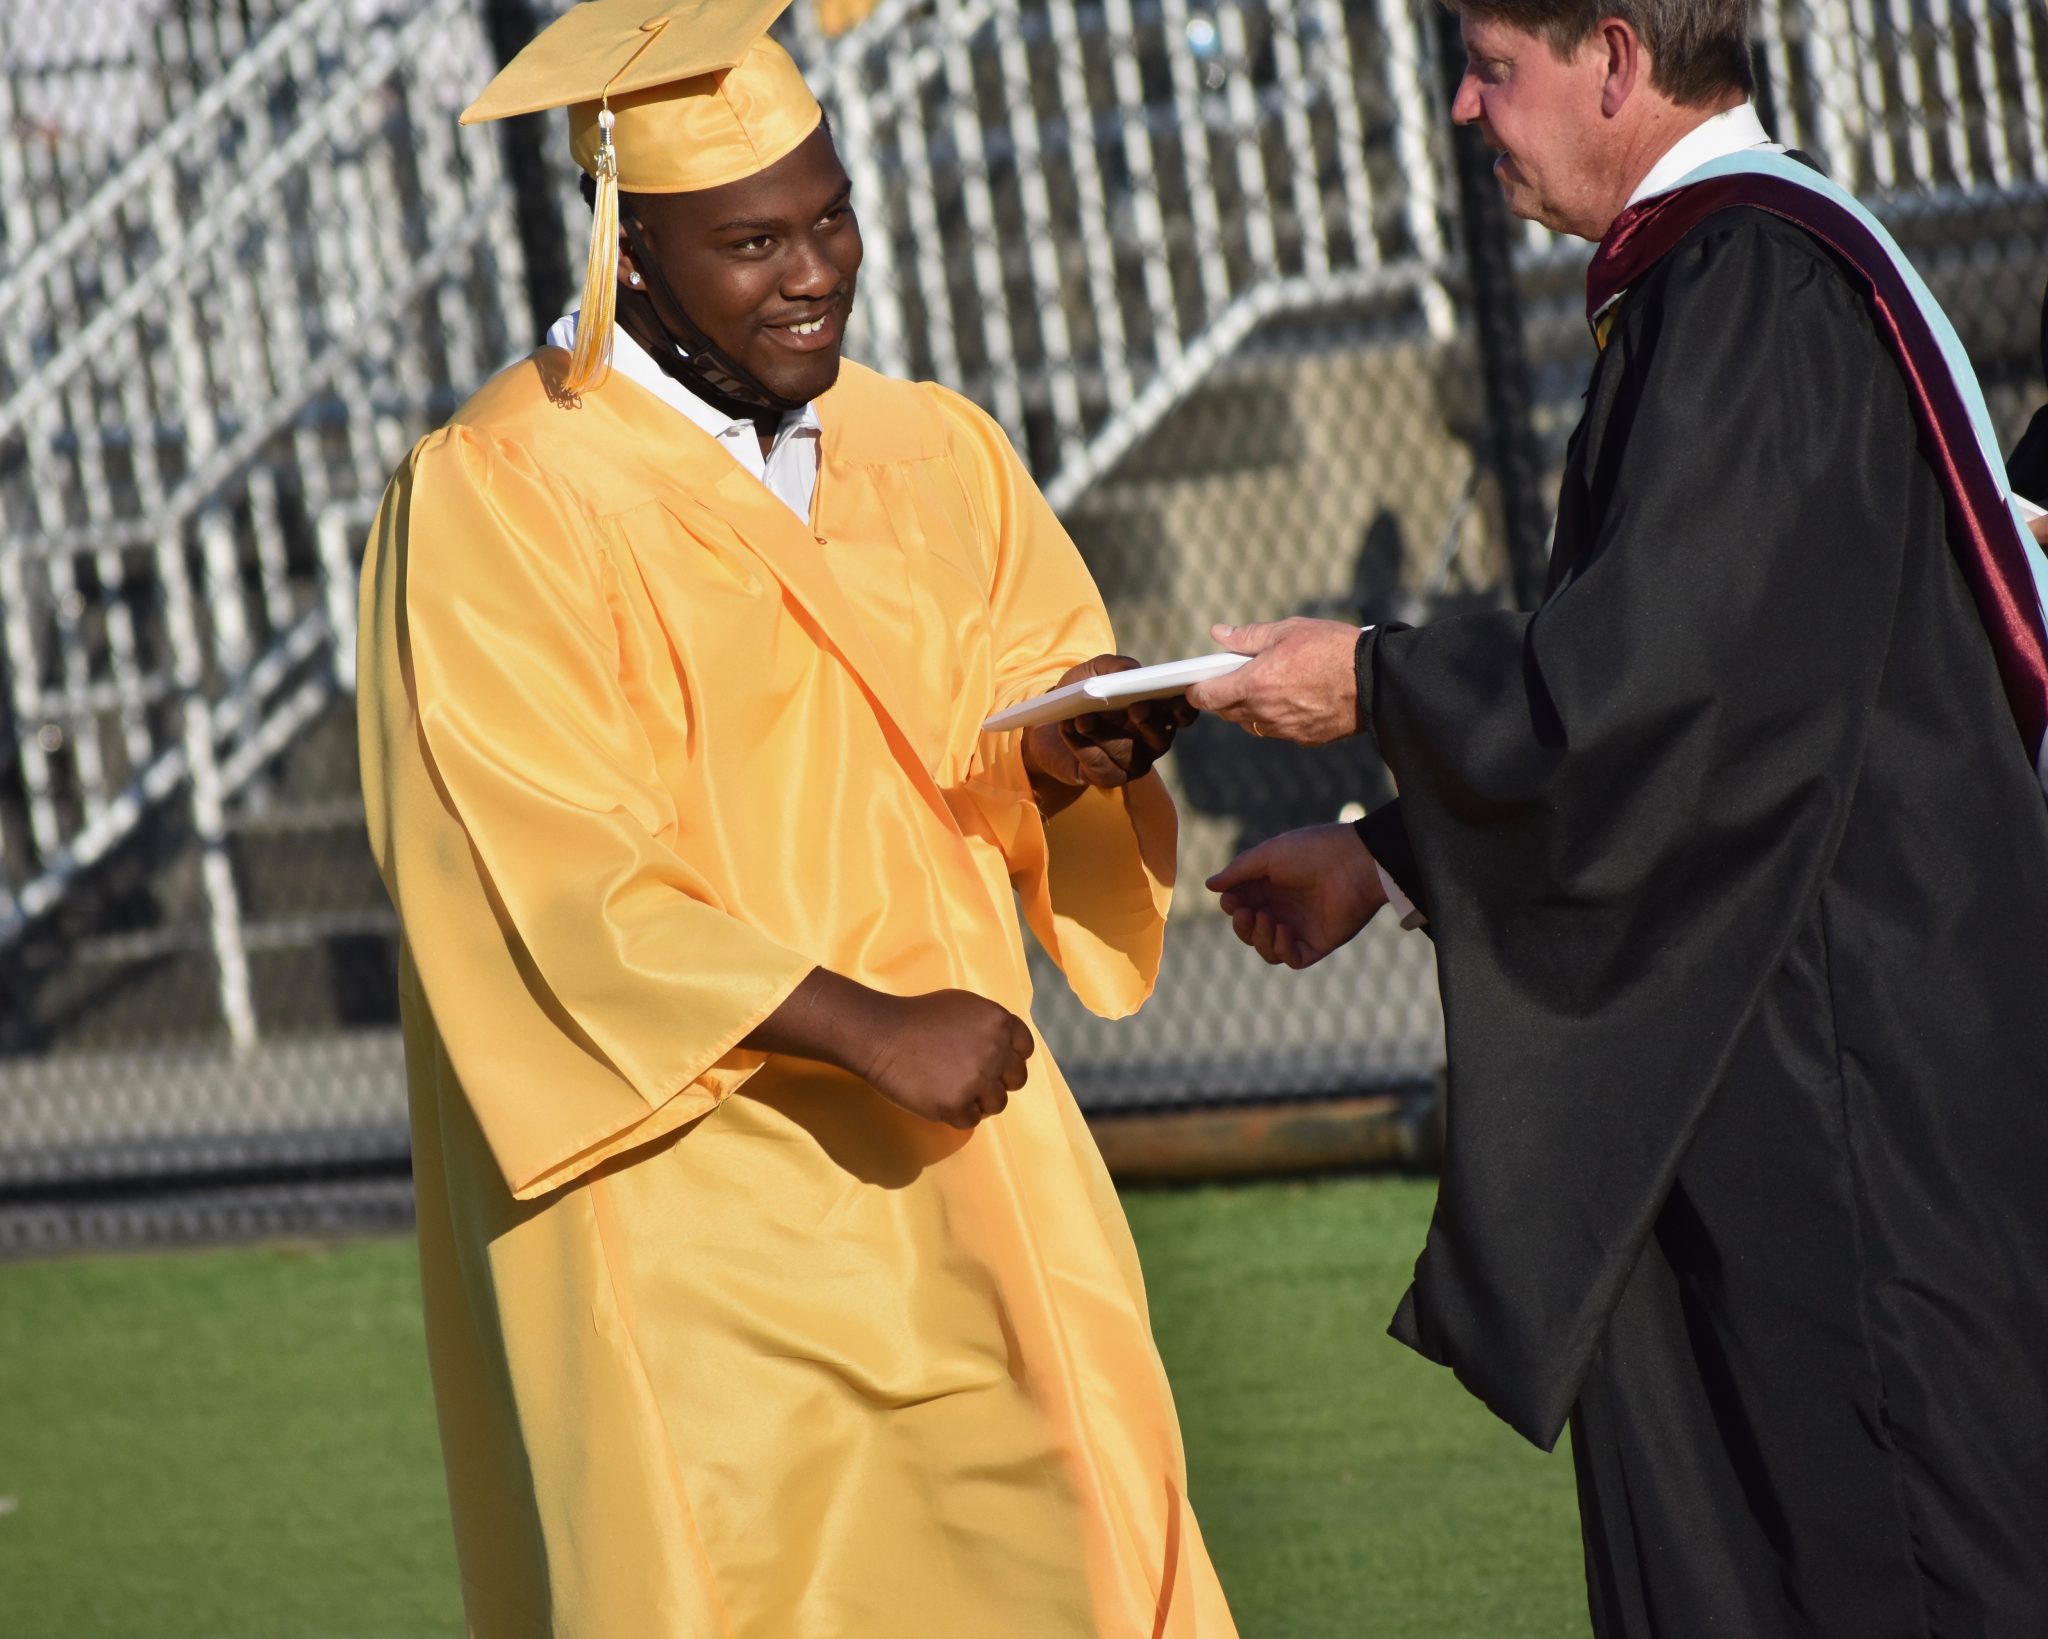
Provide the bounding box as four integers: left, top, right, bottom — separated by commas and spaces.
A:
1375, 863, 1426, 930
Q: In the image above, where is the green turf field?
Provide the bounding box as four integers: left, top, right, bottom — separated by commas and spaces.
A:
0, 1176, 1588, 1637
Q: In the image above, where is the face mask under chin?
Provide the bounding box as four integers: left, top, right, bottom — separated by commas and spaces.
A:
622, 218, 812, 421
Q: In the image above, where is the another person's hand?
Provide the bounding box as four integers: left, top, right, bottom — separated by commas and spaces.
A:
859, 989, 1035, 1129
1184, 619, 1361, 745
1207, 823, 1389, 968
2028, 511, 2048, 548
1020, 654, 1195, 816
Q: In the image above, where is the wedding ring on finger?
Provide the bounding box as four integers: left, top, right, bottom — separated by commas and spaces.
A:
1251, 718, 1267, 738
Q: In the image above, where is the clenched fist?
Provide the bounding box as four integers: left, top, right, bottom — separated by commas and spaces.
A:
859, 989, 1035, 1129
741, 969, 1036, 1131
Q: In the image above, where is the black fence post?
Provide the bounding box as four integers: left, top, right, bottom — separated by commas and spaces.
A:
480, 0, 574, 345
1436, 11, 1552, 611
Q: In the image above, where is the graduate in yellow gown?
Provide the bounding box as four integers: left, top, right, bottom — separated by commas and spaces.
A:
355, 4, 1239, 1634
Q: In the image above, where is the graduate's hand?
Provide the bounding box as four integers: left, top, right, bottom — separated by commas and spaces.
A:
742, 970, 1029, 1129
1206, 823, 1389, 968
860, 989, 1035, 1130
1020, 655, 1195, 818
1185, 618, 1361, 745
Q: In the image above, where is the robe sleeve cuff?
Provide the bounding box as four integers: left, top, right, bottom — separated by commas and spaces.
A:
1035, 774, 1176, 1018
951, 728, 1175, 1019
1356, 799, 1429, 929
1355, 625, 1382, 735
496, 949, 815, 1201
1353, 621, 1418, 740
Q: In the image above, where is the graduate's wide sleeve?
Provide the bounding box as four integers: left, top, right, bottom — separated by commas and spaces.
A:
1367, 215, 1920, 1447
357, 428, 814, 1199
924, 385, 1176, 1019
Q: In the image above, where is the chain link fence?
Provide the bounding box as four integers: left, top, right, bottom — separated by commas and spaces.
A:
3, 0, 2045, 1247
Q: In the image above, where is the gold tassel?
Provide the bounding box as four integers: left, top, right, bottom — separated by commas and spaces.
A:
562, 103, 618, 396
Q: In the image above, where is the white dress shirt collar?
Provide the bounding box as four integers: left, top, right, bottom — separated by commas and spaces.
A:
1627, 102, 1780, 208
542, 311, 822, 526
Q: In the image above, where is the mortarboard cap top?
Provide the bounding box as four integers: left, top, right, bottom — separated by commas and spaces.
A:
461, 0, 821, 196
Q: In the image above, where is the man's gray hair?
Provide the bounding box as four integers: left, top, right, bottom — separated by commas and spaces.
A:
1443, 0, 1755, 105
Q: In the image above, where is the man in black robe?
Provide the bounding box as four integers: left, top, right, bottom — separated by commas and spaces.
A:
1188, 1, 2048, 1632
2012, 279, 2048, 524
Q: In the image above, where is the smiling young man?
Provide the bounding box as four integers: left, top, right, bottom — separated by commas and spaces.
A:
1188, 1, 2048, 1634
354, 3, 1234, 1635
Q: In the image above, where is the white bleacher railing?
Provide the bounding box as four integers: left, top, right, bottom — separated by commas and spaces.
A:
0, 0, 527, 1044
1517, 0, 2048, 256
818, 0, 1457, 506
1777, 0, 2047, 201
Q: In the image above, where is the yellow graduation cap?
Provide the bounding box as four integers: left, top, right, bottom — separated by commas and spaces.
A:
462, 0, 823, 394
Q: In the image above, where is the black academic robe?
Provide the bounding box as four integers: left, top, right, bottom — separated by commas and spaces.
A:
2015, 408, 2048, 500
1357, 208, 2048, 1636
2007, 280, 2048, 501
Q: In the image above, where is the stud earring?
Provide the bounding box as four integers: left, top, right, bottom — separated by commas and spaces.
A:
628, 271, 644, 287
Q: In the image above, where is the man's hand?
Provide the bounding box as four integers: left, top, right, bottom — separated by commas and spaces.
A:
1020, 654, 1195, 818
2028, 511, 2048, 549
1206, 823, 1389, 968
741, 970, 1032, 1129
859, 989, 1035, 1129
1184, 618, 1361, 746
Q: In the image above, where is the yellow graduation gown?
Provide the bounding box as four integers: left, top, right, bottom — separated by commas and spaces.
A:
357, 350, 1238, 1639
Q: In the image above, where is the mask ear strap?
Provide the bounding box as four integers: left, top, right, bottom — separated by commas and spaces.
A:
618, 213, 695, 362
562, 99, 619, 396
618, 214, 811, 418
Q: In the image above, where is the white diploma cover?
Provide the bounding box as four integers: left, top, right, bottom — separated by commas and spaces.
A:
982, 653, 1250, 731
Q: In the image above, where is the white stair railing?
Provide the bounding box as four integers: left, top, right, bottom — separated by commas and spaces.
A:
1755, 0, 2048, 202
1518, 0, 2048, 262
817, 0, 1460, 488
0, 0, 527, 1046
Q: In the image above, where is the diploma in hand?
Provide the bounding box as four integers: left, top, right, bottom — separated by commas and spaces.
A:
982, 653, 1250, 732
